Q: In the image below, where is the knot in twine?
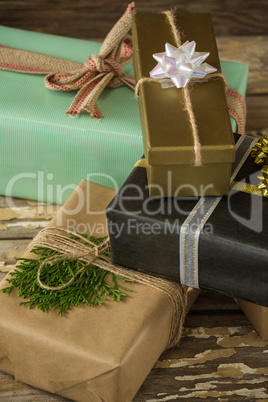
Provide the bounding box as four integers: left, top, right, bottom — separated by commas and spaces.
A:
86, 54, 124, 77
135, 10, 230, 166
29, 227, 188, 349
0, 3, 136, 118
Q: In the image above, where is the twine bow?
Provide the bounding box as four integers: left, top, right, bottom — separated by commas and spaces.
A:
28, 226, 187, 349
0, 3, 136, 118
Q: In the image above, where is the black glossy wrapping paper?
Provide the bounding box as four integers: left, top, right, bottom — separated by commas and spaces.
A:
106, 134, 268, 307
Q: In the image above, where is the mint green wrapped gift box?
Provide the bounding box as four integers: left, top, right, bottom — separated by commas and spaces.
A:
0, 26, 248, 204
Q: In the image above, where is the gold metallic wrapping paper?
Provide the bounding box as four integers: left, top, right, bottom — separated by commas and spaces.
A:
0, 180, 199, 402
133, 13, 235, 197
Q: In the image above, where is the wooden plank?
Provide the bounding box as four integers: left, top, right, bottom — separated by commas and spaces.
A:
0, 196, 53, 208
246, 95, 268, 131
0, 225, 44, 241
190, 291, 241, 312
185, 312, 251, 329
0, 239, 30, 266
0, 218, 48, 240
0, 205, 59, 222
0, 196, 58, 240
0, 0, 267, 38
217, 36, 268, 132
135, 322, 268, 401
0, 371, 70, 401
217, 36, 268, 96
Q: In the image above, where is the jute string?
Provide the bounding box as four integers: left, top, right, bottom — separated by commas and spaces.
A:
0, 4, 246, 131
0, 3, 136, 118
135, 10, 232, 166
226, 88, 247, 135
28, 227, 188, 349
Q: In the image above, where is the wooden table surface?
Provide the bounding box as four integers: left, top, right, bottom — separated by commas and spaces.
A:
0, 34, 268, 401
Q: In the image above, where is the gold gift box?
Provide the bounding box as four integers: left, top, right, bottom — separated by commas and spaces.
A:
133, 13, 235, 197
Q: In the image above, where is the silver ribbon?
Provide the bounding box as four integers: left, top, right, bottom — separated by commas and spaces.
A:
179, 135, 258, 288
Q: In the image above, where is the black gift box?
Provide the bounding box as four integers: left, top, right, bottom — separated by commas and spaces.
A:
106, 134, 268, 307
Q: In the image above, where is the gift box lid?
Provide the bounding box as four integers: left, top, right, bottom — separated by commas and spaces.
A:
133, 13, 235, 166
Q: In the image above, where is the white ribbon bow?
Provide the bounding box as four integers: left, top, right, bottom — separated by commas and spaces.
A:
150, 40, 217, 88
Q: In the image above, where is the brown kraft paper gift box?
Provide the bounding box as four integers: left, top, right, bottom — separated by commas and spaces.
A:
0, 180, 199, 402
237, 299, 268, 341
132, 12, 235, 197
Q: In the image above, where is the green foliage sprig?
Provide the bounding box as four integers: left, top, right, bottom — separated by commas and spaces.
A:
1, 235, 132, 315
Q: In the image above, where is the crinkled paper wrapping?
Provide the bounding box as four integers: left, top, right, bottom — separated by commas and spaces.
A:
0, 180, 199, 402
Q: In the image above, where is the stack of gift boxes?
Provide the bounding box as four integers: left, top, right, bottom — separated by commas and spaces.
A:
0, 4, 267, 401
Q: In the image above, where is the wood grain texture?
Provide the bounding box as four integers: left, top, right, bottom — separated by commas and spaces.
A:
0, 195, 58, 270
0, 371, 70, 401
0, 0, 267, 38
217, 36, 268, 96
217, 36, 268, 132
245, 96, 268, 131
0, 239, 29, 264
0, 196, 59, 242
135, 319, 268, 401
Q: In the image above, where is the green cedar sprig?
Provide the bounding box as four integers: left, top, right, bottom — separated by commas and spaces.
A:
1, 235, 132, 315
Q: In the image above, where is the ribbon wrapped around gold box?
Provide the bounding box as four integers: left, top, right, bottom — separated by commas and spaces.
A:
0, 180, 199, 402
133, 12, 236, 197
